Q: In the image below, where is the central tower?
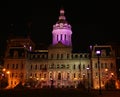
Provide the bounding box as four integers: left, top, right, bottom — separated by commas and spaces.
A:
52, 8, 72, 46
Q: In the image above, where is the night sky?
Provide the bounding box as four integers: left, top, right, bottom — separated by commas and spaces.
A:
0, 0, 120, 56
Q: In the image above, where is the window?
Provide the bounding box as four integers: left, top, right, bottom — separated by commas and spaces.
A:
12, 73, 14, 77
75, 55, 78, 58
7, 64, 9, 69
21, 64, 23, 69
105, 63, 107, 68
71, 54, 73, 58
37, 55, 40, 58
30, 73, 32, 77
73, 64, 76, 69
87, 64, 90, 68
40, 65, 42, 70
35, 64, 37, 70
51, 54, 53, 59
61, 34, 62, 40
58, 73, 61, 80
66, 64, 69, 69
31, 65, 33, 70
65, 34, 66, 40
50, 64, 54, 69
61, 64, 65, 68
16, 64, 18, 69
35, 73, 37, 77
101, 63, 103, 68
110, 63, 113, 69
50, 73, 52, 78
95, 63, 98, 68
42, 55, 44, 58
96, 72, 98, 76
15, 73, 17, 78
57, 35, 58, 41
78, 64, 81, 69
57, 64, 59, 68
44, 74, 46, 78
83, 64, 85, 69
11, 81, 13, 85
78, 73, 81, 78
44, 64, 47, 70
39, 73, 41, 78
74, 73, 76, 78
85, 55, 87, 58
20, 73, 23, 78
80, 55, 82, 58
57, 54, 59, 59
32, 55, 35, 58
61, 54, 63, 59
67, 73, 69, 79
67, 54, 69, 59
12, 64, 15, 69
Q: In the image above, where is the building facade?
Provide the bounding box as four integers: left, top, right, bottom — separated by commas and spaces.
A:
3, 9, 117, 89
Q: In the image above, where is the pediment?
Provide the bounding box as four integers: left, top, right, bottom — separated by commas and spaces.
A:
49, 41, 70, 48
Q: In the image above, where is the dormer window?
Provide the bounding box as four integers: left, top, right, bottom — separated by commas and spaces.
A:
101, 50, 106, 57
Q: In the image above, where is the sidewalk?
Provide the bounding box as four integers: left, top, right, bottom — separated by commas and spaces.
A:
91, 90, 120, 97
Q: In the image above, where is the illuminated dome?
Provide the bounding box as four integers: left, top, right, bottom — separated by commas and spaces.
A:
52, 8, 72, 46
53, 8, 71, 29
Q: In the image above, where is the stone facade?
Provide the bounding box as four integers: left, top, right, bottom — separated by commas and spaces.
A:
3, 8, 117, 89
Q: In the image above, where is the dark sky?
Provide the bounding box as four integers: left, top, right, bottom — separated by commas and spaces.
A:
0, 0, 120, 56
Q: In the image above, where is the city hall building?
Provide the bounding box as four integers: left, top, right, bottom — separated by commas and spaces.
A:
4, 9, 117, 89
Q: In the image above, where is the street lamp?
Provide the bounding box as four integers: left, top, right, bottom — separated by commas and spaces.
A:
96, 50, 102, 95
2, 68, 6, 72
86, 67, 90, 91
89, 45, 93, 89
105, 68, 108, 80
6, 71, 10, 88
82, 73, 85, 87
2, 68, 6, 77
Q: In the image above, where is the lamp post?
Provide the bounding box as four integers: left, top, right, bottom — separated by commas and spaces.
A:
86, 67, 90, 91
6, 71, 10, 88
89, 45, 93, 89
105, 68, 108, 80
96, 50, 102, 95
82, 74, 85, 87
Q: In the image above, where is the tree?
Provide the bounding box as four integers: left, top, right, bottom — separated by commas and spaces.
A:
105, 78, 116, 90
24, 78, 38, 88
0, 77, 8, 89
